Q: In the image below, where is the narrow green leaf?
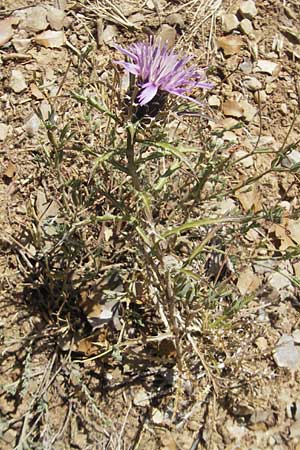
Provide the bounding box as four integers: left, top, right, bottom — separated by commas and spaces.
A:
162, 216, 238, 239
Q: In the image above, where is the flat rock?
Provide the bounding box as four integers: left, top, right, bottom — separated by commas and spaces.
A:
0, 18, 14, 47
235, 149, 254, 167
217, 35, 243, 56
222, 99, 244, 118
243, 76, 262, 91
19, 6, 48, 33
255, 59, 281, 76
239, 0, 257, 19
47, 7, 65, 31
222, 13, 239, 33
10, 69, 27, 93
223, 130, 238, 142
12, 38, 31, 53
35, 30, 65, 48
0, 123, 9, 141
100, 25, 118, 46
273, 335, 300, 370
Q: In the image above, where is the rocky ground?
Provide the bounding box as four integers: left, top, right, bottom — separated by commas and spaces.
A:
1, 0, 300, 449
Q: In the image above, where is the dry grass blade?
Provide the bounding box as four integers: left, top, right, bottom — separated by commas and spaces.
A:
80, 0, 138, 29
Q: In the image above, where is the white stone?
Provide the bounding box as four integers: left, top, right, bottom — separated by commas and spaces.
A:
239, 0, 257, 19
223, 131, 238, 142
239, 18, 253, 36
255, 59, 280, 76
253, 90, 267, 104
24, 114, 40, 137
12, 38, 31, 53
208, 95, 221, 107
273, 335, 300, 370
243, 77, 262, 91
240, 100, 257, 122
0, 18, 14, 47
100, 25, 118, 46
239, 59, 253, 74
235, 149, 254, 167
0, 123, 9, 141
47, 7, 65, 31
222, 13, 239, 33
282, 150, 300, 168
20, 6, 48, 33
10, 70, 27, 93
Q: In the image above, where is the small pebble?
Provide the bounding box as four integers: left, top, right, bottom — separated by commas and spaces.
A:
239, 59, 253, 74
12, 38, 31, 53
24, 114, 40, 137
100, 25, 118, 46
10, 70, 27, 93
273, 334, 300, 370
244, 77, 262, 91
235, 149, 253, 167
279, 103, 288, 115
208, 95, 221, 108
240, 18, 254, 36
253, 90, 267, 103
293, 330, 300, 344
239, 0, 257, 19
222, 13, 239, 33
240, 100, 257, 121
282, 150, 300, 169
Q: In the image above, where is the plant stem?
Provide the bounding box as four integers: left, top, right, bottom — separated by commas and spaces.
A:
126, 126, 140, 190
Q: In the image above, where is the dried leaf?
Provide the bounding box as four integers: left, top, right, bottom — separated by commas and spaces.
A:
217, 35, 243, 56
237, 267, 260, 295
235, 185, 262, 212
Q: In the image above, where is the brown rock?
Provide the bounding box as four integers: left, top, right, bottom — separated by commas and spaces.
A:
35, 30, 65, 48
217, 35, 243, 56
222, 100, 244, 118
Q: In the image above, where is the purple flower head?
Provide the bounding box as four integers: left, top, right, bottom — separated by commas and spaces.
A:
114, 38, 213, 107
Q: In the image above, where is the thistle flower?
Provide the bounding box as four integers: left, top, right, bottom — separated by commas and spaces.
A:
114, 38, 213, 107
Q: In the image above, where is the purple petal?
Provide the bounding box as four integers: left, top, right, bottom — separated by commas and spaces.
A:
114, 60, 140, 75
138, 83, 158, 105
113, 44, 138, 62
